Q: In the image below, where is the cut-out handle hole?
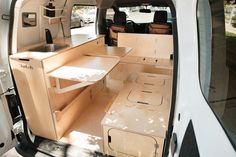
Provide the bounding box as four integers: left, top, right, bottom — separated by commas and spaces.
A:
0, 143, 5, 148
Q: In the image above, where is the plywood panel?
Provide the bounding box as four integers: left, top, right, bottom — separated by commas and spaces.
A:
9, 58, 57, 139
103, 126, 164, 157
108, 129, 158, 157
118, 33, 173, 59
43, 37, 105, 73
102, 73, 172, 138
60, 84, 116, 152
84, 45, 132, 58
127, 88, 163, 106
108, 63, 173, 85
136, 72, 166, 86
48, 56, 120, 83
54, 84, 94, 138
47, 78, 85, 111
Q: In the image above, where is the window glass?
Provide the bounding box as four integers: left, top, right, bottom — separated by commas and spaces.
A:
70, 5, 96, 35
198, 0, 236, 147
106, 8, 115, 20
118, 6, 172, 23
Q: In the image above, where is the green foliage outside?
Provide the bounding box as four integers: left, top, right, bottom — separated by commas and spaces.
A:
72, 5, 96, 15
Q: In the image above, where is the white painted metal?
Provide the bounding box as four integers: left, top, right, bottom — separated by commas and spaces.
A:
0, 96, 16, 156
171, 0, 236, 156
0, 0, 18, 155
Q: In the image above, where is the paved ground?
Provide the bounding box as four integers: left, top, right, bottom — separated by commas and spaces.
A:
71, 23, 95, 35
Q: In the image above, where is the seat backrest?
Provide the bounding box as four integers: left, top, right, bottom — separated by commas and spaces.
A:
113, 11, 127, 25
109, 11, 127, 46
153, 10, 168, 23
109, 24, 125, 45
148, 11, 172, 34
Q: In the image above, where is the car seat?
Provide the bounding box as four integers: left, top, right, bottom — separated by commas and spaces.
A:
109, 11, 127, 46
148, 11, 172, 34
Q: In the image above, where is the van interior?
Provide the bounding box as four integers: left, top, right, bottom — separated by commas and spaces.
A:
9, 0, 175, 156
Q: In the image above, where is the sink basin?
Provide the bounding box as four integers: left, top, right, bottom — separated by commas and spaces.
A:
28, 44, 69, 52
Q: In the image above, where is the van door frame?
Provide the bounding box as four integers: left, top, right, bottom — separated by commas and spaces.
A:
0, 0, 18, 155
169, 0, 236, 156
162, 0, 179, 156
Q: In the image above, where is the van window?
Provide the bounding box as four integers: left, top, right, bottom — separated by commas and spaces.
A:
198, 0, 236, 148
106, 8, 115, 20
118, 6, 172, 23
70, 5, 96, 35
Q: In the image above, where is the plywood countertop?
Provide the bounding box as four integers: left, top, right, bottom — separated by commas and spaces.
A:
12, 34, 104, 61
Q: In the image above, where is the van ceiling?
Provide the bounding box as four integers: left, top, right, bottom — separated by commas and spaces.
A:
75, 0, 97, 5
96, 0, 168, 8
113, 0, 169, 7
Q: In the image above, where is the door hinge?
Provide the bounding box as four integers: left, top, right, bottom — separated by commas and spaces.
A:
12, 120, 24, 135
1, 14, 10, 21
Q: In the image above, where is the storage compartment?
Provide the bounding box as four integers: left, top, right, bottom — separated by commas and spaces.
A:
127, 88, 163, 106
108, 129, 159, 157
102, 70, 172, 157
136, 73, 166, 86
60, 87, 117, 152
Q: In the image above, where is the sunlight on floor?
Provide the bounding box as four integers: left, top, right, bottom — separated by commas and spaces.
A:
61, 131, 102, 151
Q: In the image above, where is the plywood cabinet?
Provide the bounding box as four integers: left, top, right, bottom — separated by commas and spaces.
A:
10, 35, 107, 140
10, 58, 58, 139
10, 33, 173, 157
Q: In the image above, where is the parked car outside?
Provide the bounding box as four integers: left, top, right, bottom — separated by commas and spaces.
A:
71, 12, 85, 28
83, 11, 96, 23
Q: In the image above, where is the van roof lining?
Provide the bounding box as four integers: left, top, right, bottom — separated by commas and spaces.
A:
114, 0, 168, 7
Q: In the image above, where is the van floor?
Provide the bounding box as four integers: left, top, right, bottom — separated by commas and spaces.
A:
60, 88, 117, 152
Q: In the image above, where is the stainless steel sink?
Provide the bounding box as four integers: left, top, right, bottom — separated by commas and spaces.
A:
28, 44, 69, 52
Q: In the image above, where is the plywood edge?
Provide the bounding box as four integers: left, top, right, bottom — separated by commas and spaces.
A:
83, 45, 132, 58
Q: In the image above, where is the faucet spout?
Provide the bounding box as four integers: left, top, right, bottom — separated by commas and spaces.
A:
45, 29, 53, 44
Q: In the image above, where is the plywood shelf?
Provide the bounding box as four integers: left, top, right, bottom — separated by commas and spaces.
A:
84, 45, 132, 58
48, 56, 120, 93
41, 5, 67, 24
42, 5, 65, 11
43, 15, 66, 25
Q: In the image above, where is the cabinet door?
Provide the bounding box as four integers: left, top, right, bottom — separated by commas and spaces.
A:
108, 129, 159, 157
